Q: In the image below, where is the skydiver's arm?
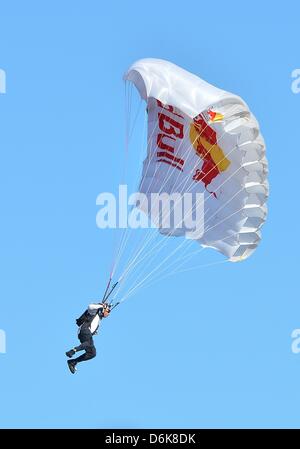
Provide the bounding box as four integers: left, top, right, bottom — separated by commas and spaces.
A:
88, 303, 104, 313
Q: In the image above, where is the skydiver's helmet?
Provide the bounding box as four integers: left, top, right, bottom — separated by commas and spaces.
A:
102, 304, 111, 318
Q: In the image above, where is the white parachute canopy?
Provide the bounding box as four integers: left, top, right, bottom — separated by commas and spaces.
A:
123, 58, 268, 262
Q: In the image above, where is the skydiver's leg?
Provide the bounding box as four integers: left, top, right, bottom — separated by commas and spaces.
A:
74, 326, 93, 352
74, 340, 90, 352
67, 341, 96, 373
66, 326, 96, 372
66, 326, 92, 358
73, 338, 96, 363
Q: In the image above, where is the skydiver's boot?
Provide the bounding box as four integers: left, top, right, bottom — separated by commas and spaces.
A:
67, 360, 77, 374
66, 348, 76, 358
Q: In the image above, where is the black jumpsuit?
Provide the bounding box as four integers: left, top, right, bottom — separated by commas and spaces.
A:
73, 321, 97, 363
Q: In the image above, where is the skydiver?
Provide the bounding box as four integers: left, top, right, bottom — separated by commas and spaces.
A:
65, 302, 111, 374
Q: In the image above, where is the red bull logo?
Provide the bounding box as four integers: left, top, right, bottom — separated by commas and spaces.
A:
190, 111, 231, 197
155, 99, 185, 171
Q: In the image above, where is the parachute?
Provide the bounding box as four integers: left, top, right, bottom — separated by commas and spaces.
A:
106, 59, 268, 303
123, 58, 268, 262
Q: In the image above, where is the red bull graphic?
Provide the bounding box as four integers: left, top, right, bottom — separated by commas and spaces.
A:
151, 99, 231, 198
190, 111, 231, 196
155, 99, 185, 171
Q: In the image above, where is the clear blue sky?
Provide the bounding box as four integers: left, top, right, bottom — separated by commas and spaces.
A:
0, 1, 299, 429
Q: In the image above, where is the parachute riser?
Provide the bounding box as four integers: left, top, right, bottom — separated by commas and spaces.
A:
109, 301, 120, 311
103, 282, 118, 304
102, 278, 112, 303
